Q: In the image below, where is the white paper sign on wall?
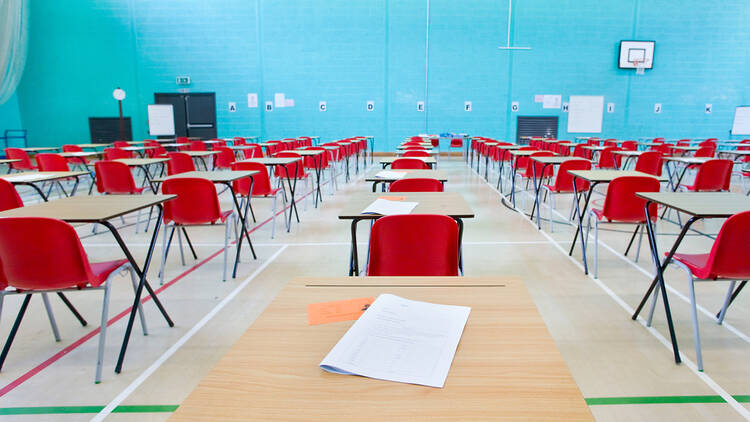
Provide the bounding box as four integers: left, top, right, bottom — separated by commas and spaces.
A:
247, 93, 258, 108
562, 102, 569, 112
464, 101, 472, 112
228, 102, 237, 113
417, 101, 425, 112
654, 103, 662, 114
366, 101, 374, 111
511, 101, 519, 112
705, 104, 713, 114
265, 101, 273, 112
319, 101, 327, 112
607, 103, 615, 113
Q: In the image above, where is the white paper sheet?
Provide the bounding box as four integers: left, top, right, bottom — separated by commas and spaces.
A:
274, 93, 286, 108
361, 198, 418, 216
543, 95, 561, 109
4, 174, 43, 182
374, 170, 407, 180
247, 93, 258, 108
320, 294, 471, 388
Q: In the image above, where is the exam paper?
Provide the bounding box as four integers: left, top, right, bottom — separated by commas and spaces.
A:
320, 294, 471, 388
374, 170, 407, 180
361, 198, 418, 216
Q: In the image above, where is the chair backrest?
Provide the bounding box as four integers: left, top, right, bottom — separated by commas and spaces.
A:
572, 144, 586, 158
512, 147, 538, 170
600, 176, 661, 222
621, 140, 638, 151
233, 137, 247, 145
145, 141, 167, 158
523, 151, 554, 177
36, 153, 70, 171
391, 158, 430, 170
94, 160, 138, 194
597, 147, 621, 169
634, 151, 663, 176
213, 146, 236, 169
113, 141, 130, 148
62, 145, 83, 153
403, 150, 431, 157
676, 139, 691, 146
103, 147, 133, 160
304, 147, 329, 168
410, 136, 423, 142
692, 159, 733, 191
211, 139, 227, 147
231, 161, 273, 197
0, 217, 95, 290
166, 152, 196, 175
694, 146, 715, 158
367, 214, 459, 276
450, 138, 463, 147
550, 159, 592, 192
389, 178, 443, 192
702, 210, 750, 279
653, 138, 665, 143
162, 178, 222, 224
242, 144, 264, 159
603, 139, 618, 148
0, 179, 23, 211
649, 143, 672, 156
5, 148, 34, 170
699, 139, 717, 148
190, 141, 207, 151
274, 152, 305, 177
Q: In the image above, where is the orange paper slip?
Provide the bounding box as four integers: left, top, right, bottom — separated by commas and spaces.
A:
377, 196, 405, 201
308, 297, 375, 325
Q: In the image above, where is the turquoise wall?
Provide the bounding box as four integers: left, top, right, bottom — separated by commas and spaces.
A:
5, 0, 750, 149
0, 94, 23, 144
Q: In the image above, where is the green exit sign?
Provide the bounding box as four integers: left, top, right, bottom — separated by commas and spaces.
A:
176, 76, 191, 85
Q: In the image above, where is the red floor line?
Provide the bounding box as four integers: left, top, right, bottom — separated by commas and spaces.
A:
0, 180, 328, 398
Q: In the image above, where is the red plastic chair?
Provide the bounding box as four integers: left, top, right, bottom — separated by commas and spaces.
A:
649, 143, 673, 156
391, 158, 430, 170
242, 144, 264, 159
160, 178, 236, 282
189, 141, 207, 152
634, 151, 663, 176
232, 161, 288, 238
621, 141, 638, 151
367, 214, 459, 276
273, 152, 309, 207
694, 146, 715, 158
586, 176, 661, 278
0, 216, 144, 383
166, 152, 196, 175
389, 178, 443, 192
103, 147, 133, 160
450, 138, 464, 157
62, 145, 89, 167
403, 150, 431, 158
4, 148, 36, 171
144, 141, 167, 158
113, 141, 130, 148
0, 179, 23, 211
36, 153, 81, 196
541, 159, 592, 232
94, 160, 152, 232
212, 146, 236, 170
648, 210, 750, 371
210, 139, 227, 147
680, 159, 733, 192
603, 139, 618, 148
572, 144, 586, 158
597, 147, 621, 169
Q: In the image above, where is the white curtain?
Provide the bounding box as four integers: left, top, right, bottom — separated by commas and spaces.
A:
0, 0, 28, 105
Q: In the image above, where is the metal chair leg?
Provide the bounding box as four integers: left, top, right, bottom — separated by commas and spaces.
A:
41, 293, 61, 341
95, 282, 113, 383
128, 267, 148, 335
0, 294, 32, 371
718, 280, 737, 325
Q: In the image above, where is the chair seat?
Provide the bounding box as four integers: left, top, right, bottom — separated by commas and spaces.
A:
543, 183, 575, 193
591, 208, 651, 223
166, 209, 233, 225
254, 187, 283, 197
87, 259, 130, 287
671, 252, 713, 280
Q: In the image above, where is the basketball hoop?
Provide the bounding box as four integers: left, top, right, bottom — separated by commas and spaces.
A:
634, 60, 646, 75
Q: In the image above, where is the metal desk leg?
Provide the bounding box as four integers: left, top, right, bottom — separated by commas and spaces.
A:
20, 182, 49, 202
229, 180, 257, 278
348, 219, 362, 276
113, 206, 174, 374
568, 180, 598, 275
456, 218, 464, 274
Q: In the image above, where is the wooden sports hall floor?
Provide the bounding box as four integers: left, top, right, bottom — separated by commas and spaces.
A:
0, 156, 749, 421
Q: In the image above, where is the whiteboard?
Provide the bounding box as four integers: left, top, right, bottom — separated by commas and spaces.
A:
567, 96, 604, 133
732, 106, 750, 135
147, 104, 175, 136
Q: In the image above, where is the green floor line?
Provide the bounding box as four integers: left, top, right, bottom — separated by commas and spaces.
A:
0, 405, 178, 415
586, 395, 747, 405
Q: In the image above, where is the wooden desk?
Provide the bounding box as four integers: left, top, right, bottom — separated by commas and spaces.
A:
292, 150, 326, 206
662, 156, 712, 192
379, 156, 437, 169
114, 158, 169, 187
153, 170, 259, 278
76, 143, 109, 150
365, 169, 448, 192
631, 192, 750, 367
0, 170, 89, 200
0, 195, 176, 375
528, 156, 589, 228
566, 170, 666, 275
338, 192, 474, 275
171, 276, 593, 422
182, 150, 218, 170
612, 150, 644, 170
236, 157, 304, 231
19, 146, 59, 153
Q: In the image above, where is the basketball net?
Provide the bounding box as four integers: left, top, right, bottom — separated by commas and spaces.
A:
634, 60, 646, 75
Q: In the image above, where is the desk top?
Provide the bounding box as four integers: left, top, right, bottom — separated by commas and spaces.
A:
670, 145, 700, 151
115, 158, 169, 166
170, 277, 592, 421
0, 171, 89, 183
495, 144, 521, 150
338, 192, 474, 219
636, 192, 750, 217
557, 143, 576, 148
365, 169, 448, 182
76, 143, 109, 149
379, 156, 437, 164
0, 159, 21, 164
509, 150, 543, 157
20, 147, 59, 153
153, 170, 258, 183
183, 151, 218, 157
612, 150, 644, 157
663, 156, 712, 164
0, 194, 176, 222
531, 156, 587, 165
237, 157, 302, 165
59, 151, 101, 158
120, 146, 156, 151
226, 145, 255, 150
292, 149, 325, 156
582, 145, 607, 151
568, 170, 666, 183
719, 150, 750, 156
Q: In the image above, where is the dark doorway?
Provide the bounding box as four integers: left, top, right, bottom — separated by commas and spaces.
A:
154, 93, 217, 138
516, 116, 558, 144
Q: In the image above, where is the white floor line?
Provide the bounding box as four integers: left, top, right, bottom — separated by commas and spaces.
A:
471, 164, 750, 419
91, 245, 289, 422
81, 240, 560, 247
